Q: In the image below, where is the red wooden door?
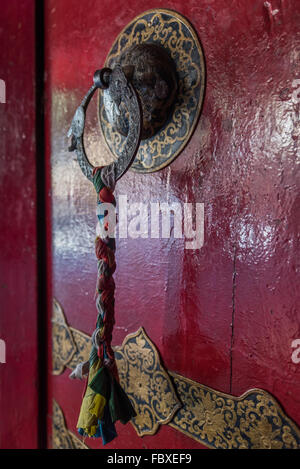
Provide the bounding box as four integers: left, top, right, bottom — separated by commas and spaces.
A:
0, 0, 44, 449
47, 0, 300, 450
1, 0, 299, 451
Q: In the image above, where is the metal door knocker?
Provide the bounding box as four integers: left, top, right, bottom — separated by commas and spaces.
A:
67, 9, 205, 446
68, 65, 142, 183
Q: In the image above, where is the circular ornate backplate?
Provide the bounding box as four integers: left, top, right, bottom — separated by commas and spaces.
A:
99, 9, 206, 173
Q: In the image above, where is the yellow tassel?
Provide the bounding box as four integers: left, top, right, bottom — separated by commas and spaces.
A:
76, 360, 106, 436
89, 393, 106, 419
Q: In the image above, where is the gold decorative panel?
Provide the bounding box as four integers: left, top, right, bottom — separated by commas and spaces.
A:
68, 327, 90, 368
114, 327, 181, 436
169, 373, 300, 449
52, 298, 90, 373
52, 298, 300, 449
52, 298, 77, 375
52, 300, 181, 438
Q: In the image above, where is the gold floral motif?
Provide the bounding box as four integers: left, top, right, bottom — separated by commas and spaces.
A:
52, 400, 88, 449
68, 327, 90, 368
52, 298, 77, 375
169, 372, 300, 449
114, 327, 182, 436
52, 313, 300, 448
99, 9, 205, 172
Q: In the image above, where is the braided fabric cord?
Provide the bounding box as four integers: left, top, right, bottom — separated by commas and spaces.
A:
92, 165, 118, 376
73, 165, 136, 445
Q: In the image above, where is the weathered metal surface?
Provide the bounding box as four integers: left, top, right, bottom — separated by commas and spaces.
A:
103, 43, 178, 140
68, 65, 142, 182
100, 9, 206, 172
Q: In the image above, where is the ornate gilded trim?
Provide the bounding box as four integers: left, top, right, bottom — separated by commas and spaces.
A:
114, 327, 182, 436
52, 298, 77, 375
52, 300, 300, 449
52, 297, 90, 373
68, 327, 90, 368
99, 9, 206, 173
52, 399, 88, 449
169, 372, 300, 449
52, 300, 181, 437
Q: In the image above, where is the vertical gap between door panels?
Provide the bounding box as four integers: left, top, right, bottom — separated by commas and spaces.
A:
230, 244, 237, 394
35, 0, 47, 449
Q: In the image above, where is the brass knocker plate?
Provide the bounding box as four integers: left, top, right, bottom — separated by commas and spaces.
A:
99, 9, 206, 173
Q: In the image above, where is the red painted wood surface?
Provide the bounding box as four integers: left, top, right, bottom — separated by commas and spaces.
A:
46, 0, 300, 449
0, 0, 39, 449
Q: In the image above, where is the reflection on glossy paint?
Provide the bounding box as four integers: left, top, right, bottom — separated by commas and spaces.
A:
49, 0, 300, 449
235, 220, 276, 263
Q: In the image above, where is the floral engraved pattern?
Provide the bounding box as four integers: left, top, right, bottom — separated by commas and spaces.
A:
52, 309, 300, 448
99, 9, 205, 173
52, 298, 77, 375
169, 372, 300, 449
114, 327, 182, 436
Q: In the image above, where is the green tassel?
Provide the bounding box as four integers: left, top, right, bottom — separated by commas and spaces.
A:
93, 169, 105, 194
109, 376, 136, 424
89, 366, 110, 398
89, 366, 136, 424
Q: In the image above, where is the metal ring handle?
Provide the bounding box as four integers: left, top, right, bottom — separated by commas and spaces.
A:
68, 65, 142, 182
